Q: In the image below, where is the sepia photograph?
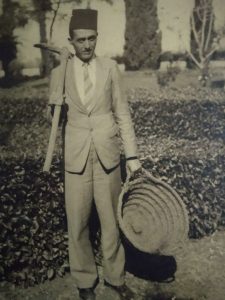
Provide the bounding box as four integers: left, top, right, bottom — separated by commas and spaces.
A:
0, 0, 225, 299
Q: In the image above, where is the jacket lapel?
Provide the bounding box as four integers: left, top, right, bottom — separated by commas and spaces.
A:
65, 56, 109, 114
65, 58, 87, 112
87, 57, 109, 113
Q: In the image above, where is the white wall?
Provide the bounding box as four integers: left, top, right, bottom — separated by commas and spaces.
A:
213, 0, 225, 49
1, 0, 225, 70
158, 0, 195, 53
158, 0, 225, 54
213, 0, 225, 29
14, 0, 125, 68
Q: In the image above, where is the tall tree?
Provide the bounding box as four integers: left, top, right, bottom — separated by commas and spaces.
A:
32, 0, 53, 76
123, 0, 161, 70
188, 0, 221, 85
0, 0, 27, 80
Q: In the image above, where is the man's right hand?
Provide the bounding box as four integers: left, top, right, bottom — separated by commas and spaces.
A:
46, 105, 67, 125
60, 47, 72, 62
46, 105, 53, 124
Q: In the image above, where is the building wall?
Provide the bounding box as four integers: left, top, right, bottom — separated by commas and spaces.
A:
1, 0, 225, 70
213, 0, 225, 49
14, 0, 126, 68
158, 0, 195, 53
214, 0, 225, 29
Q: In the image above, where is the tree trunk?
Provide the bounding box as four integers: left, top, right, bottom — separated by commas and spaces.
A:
32, 0, 53, 77
0, 0, 17, 80
37, 11, 52, 77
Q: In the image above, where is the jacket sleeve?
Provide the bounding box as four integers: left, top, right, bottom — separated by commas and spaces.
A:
47, 67, 66, 125
48, 66, 64, 105
111, 61, 138, 159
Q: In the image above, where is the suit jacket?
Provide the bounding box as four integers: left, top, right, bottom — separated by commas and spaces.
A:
49, 56, 138, 173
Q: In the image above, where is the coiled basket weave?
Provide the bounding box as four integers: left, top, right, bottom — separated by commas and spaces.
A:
117, 168, 189, 255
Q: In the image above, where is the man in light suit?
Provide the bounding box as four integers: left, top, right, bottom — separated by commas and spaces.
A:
49, 9, 141, 300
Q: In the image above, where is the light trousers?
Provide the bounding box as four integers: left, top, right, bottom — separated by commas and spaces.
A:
65, 143, 125, 288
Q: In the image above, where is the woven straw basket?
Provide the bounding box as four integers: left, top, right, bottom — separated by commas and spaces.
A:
117, 168, 189, 255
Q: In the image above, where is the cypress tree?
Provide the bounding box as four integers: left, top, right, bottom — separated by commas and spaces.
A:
123, 0, 161, 70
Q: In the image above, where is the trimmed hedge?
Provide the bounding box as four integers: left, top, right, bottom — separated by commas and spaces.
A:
0, 84, 48, 148
131, 98, 225, 141
0, 158, 68, 286
1, 86, 225, 285
142, 155, 225, 238
0, 154, 224, 285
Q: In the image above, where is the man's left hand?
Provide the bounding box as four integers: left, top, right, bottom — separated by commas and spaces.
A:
126, 159, 142, 173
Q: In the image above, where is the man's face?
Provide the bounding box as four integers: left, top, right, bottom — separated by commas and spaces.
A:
70, 29, 97, 62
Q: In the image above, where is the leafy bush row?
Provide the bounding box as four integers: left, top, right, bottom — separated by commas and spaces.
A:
142, 155, 225, 238
1, 87, 225, 152
0, 96, 47, 125
0, 158, 68, 286
0, 154, 225, 285
127, 86, 225, 102
1, 85, 225, 127
1, 85, 225, 285
0, 89, 48, 147
130, 97, 225, 141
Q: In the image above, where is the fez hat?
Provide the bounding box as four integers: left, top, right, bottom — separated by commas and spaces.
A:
69, 9, 98, 35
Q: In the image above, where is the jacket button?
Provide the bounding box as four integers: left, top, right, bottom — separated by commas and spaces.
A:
90, 128, 93, 132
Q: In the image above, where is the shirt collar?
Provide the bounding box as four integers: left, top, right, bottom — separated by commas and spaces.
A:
74, 54, 96, 67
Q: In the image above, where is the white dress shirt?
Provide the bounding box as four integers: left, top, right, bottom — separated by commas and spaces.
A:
73, 55, 96, 103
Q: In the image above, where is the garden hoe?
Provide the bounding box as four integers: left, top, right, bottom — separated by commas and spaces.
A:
34, 43, 72, 172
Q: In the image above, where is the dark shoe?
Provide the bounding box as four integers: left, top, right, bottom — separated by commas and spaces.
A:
78, 288, 96, 300
104, 281, 135, 300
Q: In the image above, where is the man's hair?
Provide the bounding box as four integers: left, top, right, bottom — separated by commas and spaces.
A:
69, 29, 98, 40
69, 28, 74, 39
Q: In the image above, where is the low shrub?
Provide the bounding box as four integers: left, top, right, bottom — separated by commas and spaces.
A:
0, 95, 47, 127
129, 95, 225, 142
157, 66, 180, 87
1, 85, 225, 286
142, 155, 225, 238
0, 158, 68, 286
1, 154, 224, 285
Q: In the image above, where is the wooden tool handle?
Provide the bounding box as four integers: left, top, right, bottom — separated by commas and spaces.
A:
42, 47, 70, 172
34, 43, 61, 54
43, 105, 61, 172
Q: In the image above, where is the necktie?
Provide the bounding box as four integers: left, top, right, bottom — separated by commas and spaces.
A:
83, 63, 93, 110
